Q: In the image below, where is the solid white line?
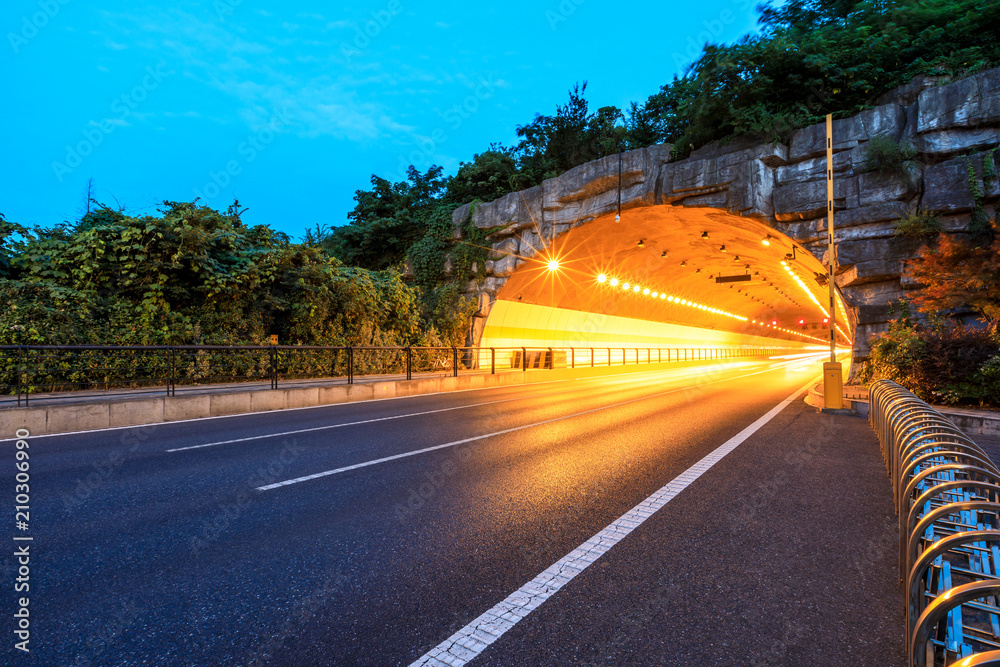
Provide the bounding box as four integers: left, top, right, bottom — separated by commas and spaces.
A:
256, 358, 814, 492
169, 363, 751, 453
408, 375, 819, 667
0, 360, 770, 442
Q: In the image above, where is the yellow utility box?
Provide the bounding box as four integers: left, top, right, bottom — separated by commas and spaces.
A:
823, 362, 843, 410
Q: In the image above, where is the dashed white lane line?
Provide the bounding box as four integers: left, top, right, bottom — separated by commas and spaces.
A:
0, 359, 764, 443
408, 375, 819, 667
166, 399, 514, 453
255, 358, 815, 492
168, 363, 764, 454
167, 366, 726, 453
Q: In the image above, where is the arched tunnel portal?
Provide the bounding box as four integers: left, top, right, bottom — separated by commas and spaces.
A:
466, 197, 854, 363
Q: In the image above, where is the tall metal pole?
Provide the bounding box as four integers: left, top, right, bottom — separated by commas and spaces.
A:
824, 113, 843, 410
826, 113, 837, 364
615, 148, 622, 223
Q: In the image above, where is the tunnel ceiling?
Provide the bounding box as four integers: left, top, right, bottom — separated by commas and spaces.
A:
495, 206, 852, 346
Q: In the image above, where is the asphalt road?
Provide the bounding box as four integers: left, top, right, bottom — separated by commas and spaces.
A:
0, 354, 901, 666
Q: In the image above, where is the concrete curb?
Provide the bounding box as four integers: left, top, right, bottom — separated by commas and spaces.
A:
806, 382, 1000, 435
0, 359, 734, 437
804, 383, 869, 416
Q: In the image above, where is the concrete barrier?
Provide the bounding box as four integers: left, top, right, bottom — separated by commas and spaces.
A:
0, 357, 765, 437
249, 391, 285, 413
110, 398, 164, 427
937, 408, 1000, 437
46, 403, 111, 433
163, 395, 211, 422
806, 382, 1000, 434
0, 406, 46, 436
210, 393, 251, 417
285, 387, 320, 409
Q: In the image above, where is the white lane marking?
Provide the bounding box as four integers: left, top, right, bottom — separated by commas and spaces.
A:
408, 375, 819, 667
168, 364, 750, 453
0, 359, 771, 442
167, 399, 513, 453
256, 358, 815, 492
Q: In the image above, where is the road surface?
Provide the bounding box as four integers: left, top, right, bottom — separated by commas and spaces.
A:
1, 354, 902, 665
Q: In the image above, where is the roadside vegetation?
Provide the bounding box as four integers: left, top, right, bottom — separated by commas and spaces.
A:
860, 214, 1000, 408
858, 303, 1000, 408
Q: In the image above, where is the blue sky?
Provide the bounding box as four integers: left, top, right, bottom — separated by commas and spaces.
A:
3, 0, 760, 238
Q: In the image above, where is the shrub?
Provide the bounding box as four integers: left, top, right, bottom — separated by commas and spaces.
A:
862, 135, 917, 175
859, 307, 1000, 408
895, 207, 943, 237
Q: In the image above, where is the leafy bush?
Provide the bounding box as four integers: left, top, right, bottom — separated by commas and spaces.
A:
862, 135, 917, 174
2, 201, 422, 348
895, 207, 942, 237
859, 305, 1000, 408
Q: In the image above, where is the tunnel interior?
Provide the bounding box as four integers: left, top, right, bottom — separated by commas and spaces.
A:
477, 206, 854, 361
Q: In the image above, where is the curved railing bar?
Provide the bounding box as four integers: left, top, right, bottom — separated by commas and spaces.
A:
911, 580, 1000, 667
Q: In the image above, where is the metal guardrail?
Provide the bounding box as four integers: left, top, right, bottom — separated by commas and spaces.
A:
870, 379, 1000, 666
0, 344, 791, 407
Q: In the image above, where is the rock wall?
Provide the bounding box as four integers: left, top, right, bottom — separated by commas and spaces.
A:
453, 67, 1000, 360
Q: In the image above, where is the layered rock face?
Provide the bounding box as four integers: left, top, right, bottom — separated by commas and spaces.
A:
453, 67, 1000, 361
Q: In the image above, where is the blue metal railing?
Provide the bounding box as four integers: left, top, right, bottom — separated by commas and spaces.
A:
870, 380, 1000, 666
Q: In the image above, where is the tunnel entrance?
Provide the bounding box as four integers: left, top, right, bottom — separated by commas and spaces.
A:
475, 205, 854, 357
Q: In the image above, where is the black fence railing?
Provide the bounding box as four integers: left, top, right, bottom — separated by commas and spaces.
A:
0, 344, 793, 407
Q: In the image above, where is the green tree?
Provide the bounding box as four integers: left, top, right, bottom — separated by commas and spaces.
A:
446, 148, 524, 205
4, 201, 422, 346
0, 213, 28, 280
329, 166, 446, 270
514, 82, 627, 183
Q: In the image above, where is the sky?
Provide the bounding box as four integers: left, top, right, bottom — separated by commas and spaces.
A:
2, 0, 761, 238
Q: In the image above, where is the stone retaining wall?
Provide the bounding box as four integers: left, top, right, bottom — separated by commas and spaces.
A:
453, 67, 1000, 361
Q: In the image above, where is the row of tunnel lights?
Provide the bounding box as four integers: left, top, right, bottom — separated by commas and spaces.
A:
545, 251, 843, 345
781, 261, 853, 343
592, 271, 829, 343
594, 272, 749, 322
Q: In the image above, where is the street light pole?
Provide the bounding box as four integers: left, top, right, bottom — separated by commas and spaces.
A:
824, 113, 844, 410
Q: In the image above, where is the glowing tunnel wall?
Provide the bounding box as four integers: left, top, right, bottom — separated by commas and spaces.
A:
478, 300, 811, 369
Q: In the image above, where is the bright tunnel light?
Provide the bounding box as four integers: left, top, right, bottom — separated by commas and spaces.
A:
593, 273, 764, 328
547, 259, 560, 272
